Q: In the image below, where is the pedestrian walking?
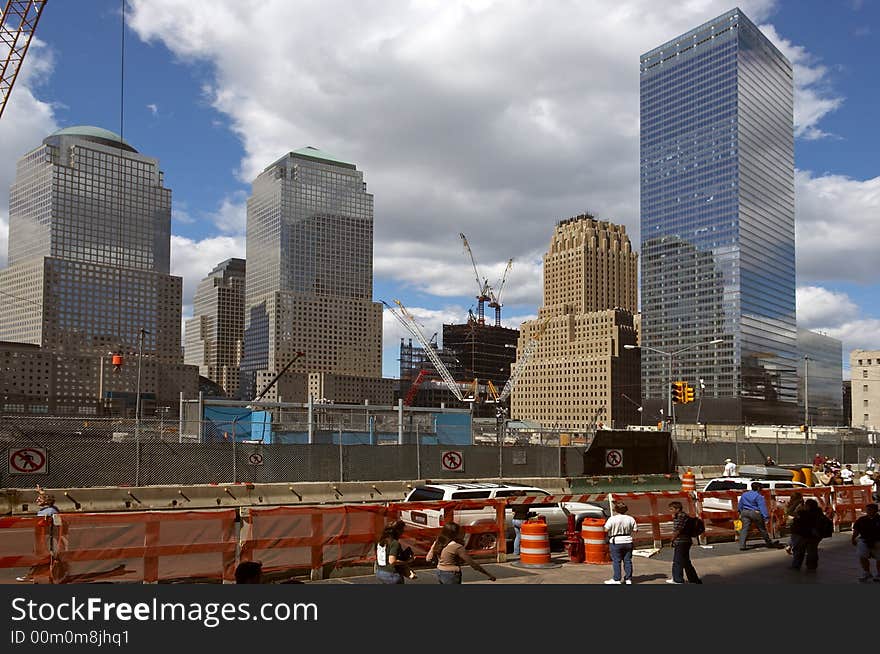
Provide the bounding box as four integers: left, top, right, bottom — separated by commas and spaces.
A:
16, 486, 59, 583
603, 501, 638, 585
841, 464, 855, 485
867, 455, 875, 473
666, 501, 702, 584
852, 503, 880, 582
426, 522, 496, 584
737, 482, 780, 550
813, 452, 826, 472
783, 491, 805, 555
790, 499, 831, 572
375, 520, 414, 584
722, 458, 737, 477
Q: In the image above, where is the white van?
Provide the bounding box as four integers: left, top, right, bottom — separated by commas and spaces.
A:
699, 478, 809, 512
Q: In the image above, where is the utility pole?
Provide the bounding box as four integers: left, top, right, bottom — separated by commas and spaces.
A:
134, 328, 149, 487
804, 356, 811, 460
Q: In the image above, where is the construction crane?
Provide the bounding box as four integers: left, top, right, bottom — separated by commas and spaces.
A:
403, 368, 431, 407
0, 0, 47, 121
487, 258, 513, 327
497, 320, 548, 403
383, 300, 465, 403
459, 233, 492, 326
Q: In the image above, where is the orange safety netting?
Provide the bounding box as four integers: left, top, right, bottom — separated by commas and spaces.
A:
0, 516, 52, 584
52, 510, 237, 583
610, 491, 696, 546
239, 504, 388, 577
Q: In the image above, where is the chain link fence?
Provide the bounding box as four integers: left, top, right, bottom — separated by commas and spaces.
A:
0, 414, 592, 488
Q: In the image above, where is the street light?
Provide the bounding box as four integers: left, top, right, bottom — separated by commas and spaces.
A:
624, 339, 723, 432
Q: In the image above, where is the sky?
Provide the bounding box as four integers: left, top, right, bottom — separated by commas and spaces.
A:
0, 0, 877, 380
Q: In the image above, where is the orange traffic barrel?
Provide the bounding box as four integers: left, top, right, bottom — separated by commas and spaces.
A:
582, 518, 611, 564
681, 469, 696, 493
519, 520, 551, 566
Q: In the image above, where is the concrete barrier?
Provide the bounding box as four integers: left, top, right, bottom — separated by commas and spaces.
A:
1, 477, 577, 515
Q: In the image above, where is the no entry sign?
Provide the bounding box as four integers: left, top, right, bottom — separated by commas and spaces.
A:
441, 450, 464, 472
8, 447, 48, 475
605, 448, 623, 469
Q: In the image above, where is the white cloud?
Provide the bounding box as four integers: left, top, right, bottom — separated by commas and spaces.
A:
759, 24, 843, 139
0, 40, 58, 267
170, 234, 246, 310
796, 286, 880, 364
797, 286, 859, 328
147, 103, 159, 117
208, 191, 248, 235
796, 171, 880, 284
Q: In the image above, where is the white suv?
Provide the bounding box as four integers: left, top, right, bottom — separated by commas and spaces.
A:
399, 482, 607, 551
699, 478, 809, 512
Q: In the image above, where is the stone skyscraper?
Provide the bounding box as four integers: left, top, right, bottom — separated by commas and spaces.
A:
240, 147, 384, 402
511, 215, 640, 430
639, 8, 798, 424
185, 258, 246, 398
0, 126, 196, 415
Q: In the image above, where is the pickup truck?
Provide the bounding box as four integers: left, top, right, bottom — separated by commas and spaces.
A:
398, 482, 608, 551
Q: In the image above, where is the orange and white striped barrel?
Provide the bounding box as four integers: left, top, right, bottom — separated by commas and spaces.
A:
519, 520, 551, 566
582, 517, 611, 564
681, 469, 696, 493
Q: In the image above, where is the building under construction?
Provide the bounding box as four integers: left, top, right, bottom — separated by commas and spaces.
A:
397, 320, 519, 417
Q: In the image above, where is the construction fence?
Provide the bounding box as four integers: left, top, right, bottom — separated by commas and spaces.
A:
2, 486, 872, 584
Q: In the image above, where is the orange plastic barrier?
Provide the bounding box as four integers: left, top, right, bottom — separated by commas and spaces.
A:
695, 490, 773, 542
832, 485, 874, 530
52, 510, 237, 583
610, 491, 696, 547
519, 520, 552, 566
0, 516, 53, 584
582, 518, 610, 564
769, 487, 832, 537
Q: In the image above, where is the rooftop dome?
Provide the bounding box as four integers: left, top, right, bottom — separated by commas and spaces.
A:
49, 125, 137, 152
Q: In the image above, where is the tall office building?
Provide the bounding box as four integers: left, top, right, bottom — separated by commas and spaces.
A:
185, 258, 246, 398
639, 8, 798, 425
0, 126, 197, 415
851, 350, 880, 432
240, 147, 384, 402
511, 215, 640, 430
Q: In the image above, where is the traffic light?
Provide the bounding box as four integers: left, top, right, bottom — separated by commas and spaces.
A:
683, 382, 695, 404
671, 381, 685, 403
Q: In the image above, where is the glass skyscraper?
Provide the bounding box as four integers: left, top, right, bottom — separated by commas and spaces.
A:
639, 8, 798, 424
240, 147, 383, 401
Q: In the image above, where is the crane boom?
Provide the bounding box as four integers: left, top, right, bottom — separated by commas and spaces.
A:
488, 257, 513, 326
383, 300, 465, 402
459, 232, 491, 325
0, 0, 47, 121
498, 321, 547, 403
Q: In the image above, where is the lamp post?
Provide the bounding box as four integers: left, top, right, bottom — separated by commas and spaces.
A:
624, 339, 723, 434
804, 355, 811, 463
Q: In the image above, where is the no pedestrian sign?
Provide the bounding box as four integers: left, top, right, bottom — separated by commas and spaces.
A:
605, 448, 623, 469
441, 450, 464, 472
8, 446, 49, 475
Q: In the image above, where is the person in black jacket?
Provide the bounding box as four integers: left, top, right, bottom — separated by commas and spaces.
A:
790, 499, 827, 572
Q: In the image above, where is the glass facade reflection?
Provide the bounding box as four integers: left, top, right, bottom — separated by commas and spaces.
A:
640, 8, 798, 424
798, 329, 843, 426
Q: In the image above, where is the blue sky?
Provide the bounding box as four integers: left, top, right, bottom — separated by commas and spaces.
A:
0, 0, 877, 379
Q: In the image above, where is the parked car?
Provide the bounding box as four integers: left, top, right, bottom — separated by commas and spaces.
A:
699, 478, 809, 512
399, 482, 608, 551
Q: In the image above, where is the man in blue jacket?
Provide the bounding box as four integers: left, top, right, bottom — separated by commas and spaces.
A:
737, 481, 781, 550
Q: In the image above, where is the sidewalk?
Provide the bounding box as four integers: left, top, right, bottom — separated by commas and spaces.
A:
315, 533, 868, 585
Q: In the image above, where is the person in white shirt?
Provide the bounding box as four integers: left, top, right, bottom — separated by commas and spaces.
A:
841, 464, 855, 485
604, 502, 638, 585
859, 471, 874, 487
723, 458, 737, 477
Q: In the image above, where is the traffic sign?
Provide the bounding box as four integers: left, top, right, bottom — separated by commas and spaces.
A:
8, 447, 48, 475
605, 448, 623, 469
248, 452, 264, 466
441, 450, 464, 472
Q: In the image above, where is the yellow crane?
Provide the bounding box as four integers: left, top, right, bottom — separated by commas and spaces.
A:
0, 0, 47, 120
